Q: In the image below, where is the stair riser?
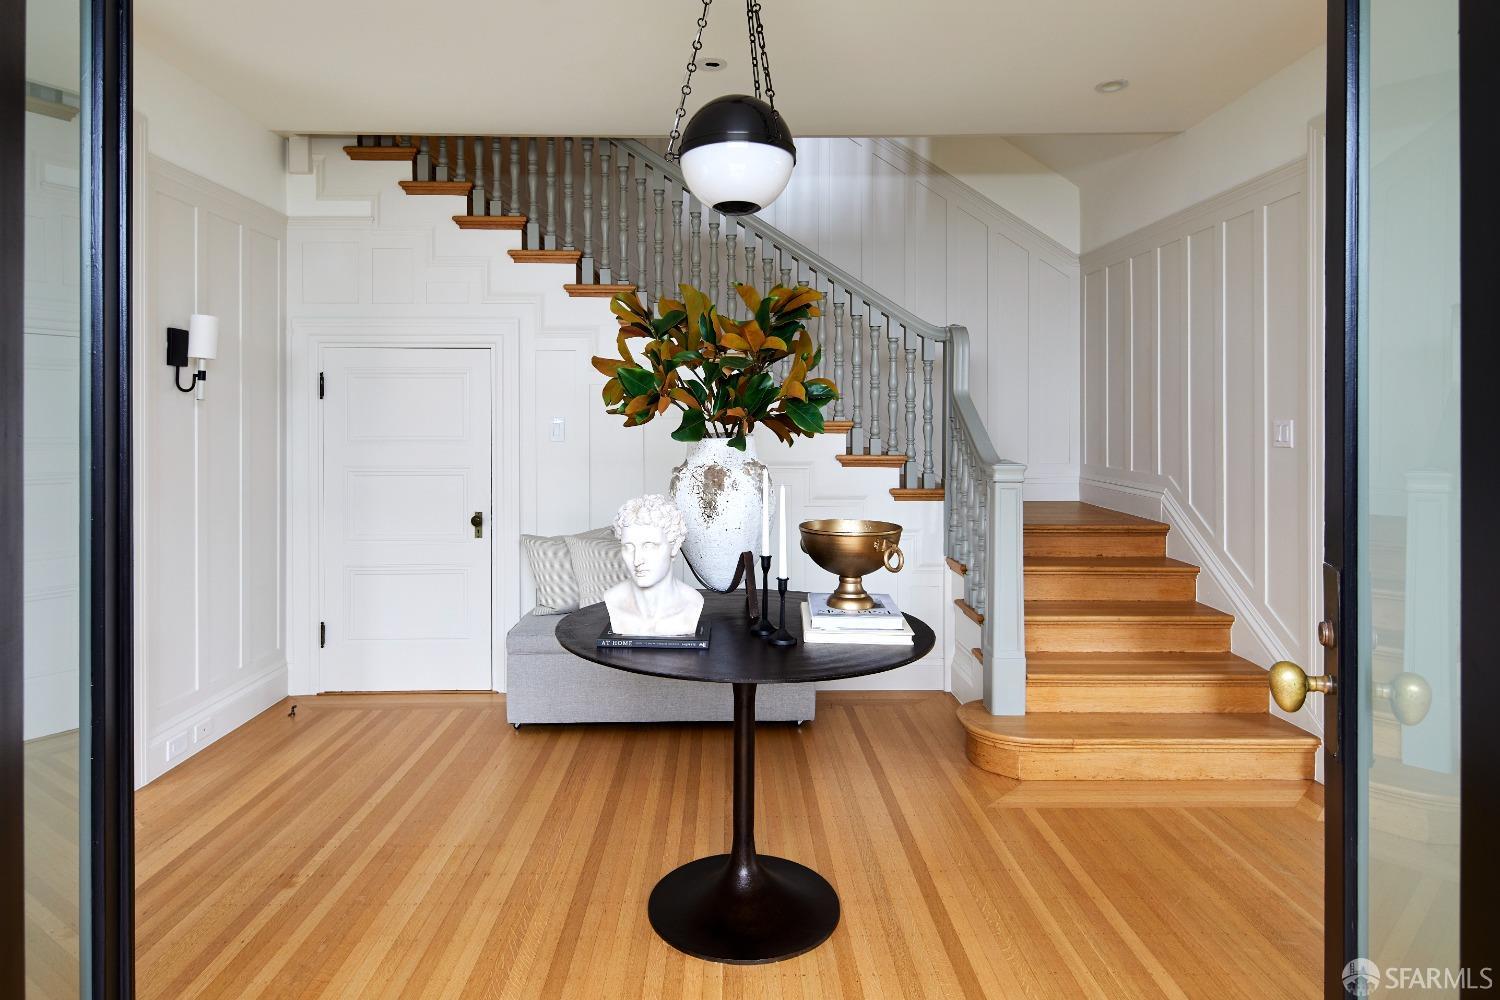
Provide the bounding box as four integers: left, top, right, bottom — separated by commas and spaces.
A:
964, 737, 1316, 781
1025, 532, 1166, 558
1024, 571, 1196, 602
1025, 621, 1231, 653
1027, 681, 1267, 714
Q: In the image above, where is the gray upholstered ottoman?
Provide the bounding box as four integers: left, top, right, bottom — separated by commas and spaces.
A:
504, 610, 816, 725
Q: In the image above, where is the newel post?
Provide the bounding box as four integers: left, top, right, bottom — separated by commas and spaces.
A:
983, 459, 1027, 715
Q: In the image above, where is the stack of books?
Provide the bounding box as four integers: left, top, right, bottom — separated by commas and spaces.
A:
800, 593, 914, 645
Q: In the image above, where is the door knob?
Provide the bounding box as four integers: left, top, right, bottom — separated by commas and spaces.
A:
471, 511, 484, 538
1269, 660, 1335, 713
1375, 672, 1431, 726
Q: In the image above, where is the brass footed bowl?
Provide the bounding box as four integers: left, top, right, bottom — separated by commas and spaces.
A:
799, 519, 905, 611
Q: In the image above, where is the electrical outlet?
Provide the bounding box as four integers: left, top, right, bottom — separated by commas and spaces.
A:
166, 733, 189, 762
193, 719, 212, 744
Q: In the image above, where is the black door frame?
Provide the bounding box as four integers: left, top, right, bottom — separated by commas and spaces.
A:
1, 0, 136, 994
1329, 0, 1500, 992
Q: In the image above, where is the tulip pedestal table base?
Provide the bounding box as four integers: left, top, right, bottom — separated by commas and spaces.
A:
556, 591, 935, 965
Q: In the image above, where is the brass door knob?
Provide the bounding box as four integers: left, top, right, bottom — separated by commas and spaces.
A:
1269, 660, 1335, 713
1375, 672, 1432, 726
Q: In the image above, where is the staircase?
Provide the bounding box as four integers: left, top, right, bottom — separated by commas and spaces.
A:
957, 503, 1319, 780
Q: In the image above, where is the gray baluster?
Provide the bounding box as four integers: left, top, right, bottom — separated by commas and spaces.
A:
454, 137, 468, 183
831, 294, 846, 421
652, 179, 665, 304
904, 336, 918, 486
580, 139, 594, 282
598, 143, 612, 283
975, 480, 988, 616
378, 135, 393, 147
867, 321, 883, 454
508, 138, 521, 216
858, 314, 870, 452
887, 325, 900, 458
671, 189, 683, 294
469, 137, 485, 216
435, 137, 450, 182
544, 137, 557, 250
488, 138, 502, 216
689, 199, 703, 291
762, 255, 775, 294
563, 138, 575, 250
635, 174, 648, 298
722, 227, 736, 312
525, 138, 540, 248
707, 220, 721, 308
922, 341, 936, 488
416, 137, 432, 181
617, 154, 630, 283
744, 231, 757, 291
780, 266, 792, 290
946, 415, 959, 553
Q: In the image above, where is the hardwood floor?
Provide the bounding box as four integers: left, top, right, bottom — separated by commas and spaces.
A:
135, 692, 1323, 999
25, 731, 81, 1000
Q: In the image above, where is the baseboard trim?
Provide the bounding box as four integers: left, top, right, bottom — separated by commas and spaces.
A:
143, 660, 288, 786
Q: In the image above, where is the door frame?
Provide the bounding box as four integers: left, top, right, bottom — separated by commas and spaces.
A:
299, 325, 519, 695
1327, 0, 1500, 989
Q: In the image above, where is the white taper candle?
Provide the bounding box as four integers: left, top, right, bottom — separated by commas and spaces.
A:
777, 483, 789, 572
760, 468, 771, 556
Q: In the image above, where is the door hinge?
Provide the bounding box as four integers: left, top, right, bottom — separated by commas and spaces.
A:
319, 372, 325, 399
319, 621, 326, 648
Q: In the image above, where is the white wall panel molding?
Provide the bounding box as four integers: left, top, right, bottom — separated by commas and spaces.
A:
1080, 150, 1322, 741
134, 150, 288, 786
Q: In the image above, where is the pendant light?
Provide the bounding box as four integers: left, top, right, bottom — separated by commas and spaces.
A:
665, 0, 795, 216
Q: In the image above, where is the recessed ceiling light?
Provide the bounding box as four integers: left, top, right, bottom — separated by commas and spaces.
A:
702, 57, 727, 71
1094, 79, 1129, 94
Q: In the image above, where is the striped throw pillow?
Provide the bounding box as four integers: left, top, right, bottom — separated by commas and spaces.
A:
520, 534, 581, 614
565, 533, 631, 608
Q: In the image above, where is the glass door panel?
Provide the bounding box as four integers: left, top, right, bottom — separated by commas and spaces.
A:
1357, 0, 1461, 992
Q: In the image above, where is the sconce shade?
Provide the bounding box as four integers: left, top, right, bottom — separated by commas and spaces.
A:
187, 314, 219, 360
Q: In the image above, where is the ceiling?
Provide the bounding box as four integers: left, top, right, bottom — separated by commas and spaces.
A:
135, 0, 1323, 138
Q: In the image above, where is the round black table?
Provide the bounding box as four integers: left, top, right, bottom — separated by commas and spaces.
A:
557, 590, 935, 965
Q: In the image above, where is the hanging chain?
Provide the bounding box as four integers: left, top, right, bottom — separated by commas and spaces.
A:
666, 0, 713, 161
745, 0, 762, 101
748, 0, 775, 109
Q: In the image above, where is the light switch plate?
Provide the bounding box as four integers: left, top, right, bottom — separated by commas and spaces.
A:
1272, 419, 1295, 449
550, 417, 566, 443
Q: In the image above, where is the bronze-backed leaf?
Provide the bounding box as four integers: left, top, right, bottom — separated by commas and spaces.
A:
670, 387, 700, 409
780, 379, 806, 401
794, 330, 813, 360
591, 356, 625, 377
775, 288, 822, 315
656, 395, 672, 414
658, 297, 685, 317
761, 414, 794, 443
624, 395, 652, 416
602, 377, 624, 405
718, 332, 752, 352
742, 321, 766, 353
788, 355, 808, 385
761, 336, 789, 354
616, 331, 637, 365
735, 283, 762, 315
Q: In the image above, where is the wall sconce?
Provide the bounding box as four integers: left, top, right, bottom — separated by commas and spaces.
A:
166, 314, 219, 400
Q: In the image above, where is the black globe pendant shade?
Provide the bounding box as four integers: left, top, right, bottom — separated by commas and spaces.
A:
678, 95, 797, 216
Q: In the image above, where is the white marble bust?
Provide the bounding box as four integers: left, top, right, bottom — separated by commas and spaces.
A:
603, 495, 705, 637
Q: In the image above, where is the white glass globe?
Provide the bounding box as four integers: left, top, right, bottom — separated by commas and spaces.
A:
680, 140, 795, 215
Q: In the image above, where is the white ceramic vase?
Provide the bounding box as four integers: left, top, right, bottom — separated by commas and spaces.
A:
668, 437, 771, 592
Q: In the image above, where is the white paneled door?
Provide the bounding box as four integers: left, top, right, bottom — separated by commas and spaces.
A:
321, 347, 493, 690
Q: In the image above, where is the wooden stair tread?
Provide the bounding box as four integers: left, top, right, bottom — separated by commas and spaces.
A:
399, 180, 474, 196
945, 557, 967, 577
454, 214, 526, 230
1024, 556, 1197, 573
564, 283, 634, 298
508, 249, 582, 264
822, 420, 854, 433
836, 453, 907, 468
345, 145, 417, 161
1027, 652, 1266, 681
954, 598, 983, 625
890, 487, 943, 501
1023, 501, 1167, 532
1025, 600, 1233, 624
958, 706, 1320, 748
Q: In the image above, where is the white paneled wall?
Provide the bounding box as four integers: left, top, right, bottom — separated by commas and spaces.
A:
135, 157, 288, 784
1080, 155, 1322, 739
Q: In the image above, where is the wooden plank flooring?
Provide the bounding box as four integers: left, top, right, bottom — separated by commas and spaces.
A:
136, 692, 1324, 999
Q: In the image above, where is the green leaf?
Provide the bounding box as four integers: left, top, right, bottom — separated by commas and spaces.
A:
699, 314, 717, 345
652, 310, 687, 336
727, 434, 747, 451
805, 381, 838, 405
671, 409, 707, 442
617, 366, 658, 398
718, 356, 752, 370
783, 398, 825, 435
810, 346, 824, 370
671, 350, 703, 367
755, 296, 773, 339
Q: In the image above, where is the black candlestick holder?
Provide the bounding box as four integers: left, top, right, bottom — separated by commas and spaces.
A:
768, 577, 799, 648
750, 555, 775, 636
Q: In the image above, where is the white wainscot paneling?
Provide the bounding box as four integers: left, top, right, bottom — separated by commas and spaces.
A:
1080, 160, 1320, 740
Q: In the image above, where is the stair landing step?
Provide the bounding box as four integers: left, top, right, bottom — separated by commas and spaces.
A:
958, 705, 1318, 780
345, 144, 416, 161
1023, 502, 1169, 558
399, 180, 474, 196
